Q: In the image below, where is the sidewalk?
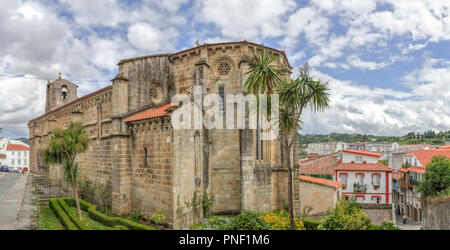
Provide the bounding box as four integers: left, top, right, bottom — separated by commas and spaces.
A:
396, 216, 422, 230
0, 174, 36, 230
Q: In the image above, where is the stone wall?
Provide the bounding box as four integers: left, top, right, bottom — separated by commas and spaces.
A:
127, 117, 175, 227
359, 203, 394, 225
422, 198, 450, 230
298, 180, 338, 216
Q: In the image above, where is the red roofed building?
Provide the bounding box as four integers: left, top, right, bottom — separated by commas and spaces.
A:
335, 150, 393, 204
395, 147, 450, 223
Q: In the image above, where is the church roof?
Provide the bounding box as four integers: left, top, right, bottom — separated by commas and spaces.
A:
125, 103, 178, 123
118, 40, 292, 69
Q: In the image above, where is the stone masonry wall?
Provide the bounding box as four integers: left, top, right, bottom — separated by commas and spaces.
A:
422, 198, 450, 230
128, 117, 175, 227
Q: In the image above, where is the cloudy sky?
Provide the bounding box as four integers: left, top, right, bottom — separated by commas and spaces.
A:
0, 0, 449, 138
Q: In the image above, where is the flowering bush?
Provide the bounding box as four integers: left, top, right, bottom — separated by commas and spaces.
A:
261, 210, 304, 230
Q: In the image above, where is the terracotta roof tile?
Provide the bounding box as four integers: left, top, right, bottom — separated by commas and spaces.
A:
7, 144, 29, 151
298, 153, 342, 175
342, 149, 382, 158
399, 168, 408, 173
392, 172, 401, 180
407, 166, 426, 174
335, 162, 394, 172
298, 175, 344, 189
409, 149, 450, 166
125, 103, 177, 122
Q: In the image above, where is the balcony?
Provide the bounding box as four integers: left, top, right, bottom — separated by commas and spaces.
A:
409, 178, 420, 186
401, 180, 411, 190
353, 183, 367, 193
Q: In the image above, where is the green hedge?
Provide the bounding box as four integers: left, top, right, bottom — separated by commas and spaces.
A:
57, 198, 91, 230
302, 219, 321, 230
60, 197, 155, 230
49, 198, 78, 230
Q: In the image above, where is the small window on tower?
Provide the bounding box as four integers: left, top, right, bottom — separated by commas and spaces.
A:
61, 86, 68, 100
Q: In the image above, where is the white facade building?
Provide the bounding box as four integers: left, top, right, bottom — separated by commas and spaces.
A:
334, 150, 394, 204
0, 137, 30, 171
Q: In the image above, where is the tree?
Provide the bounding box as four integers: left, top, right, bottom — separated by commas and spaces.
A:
320, 198, 372, 230
277, 63, 330, 229
418, 156, 450, 200
40, 121, 90, 219
243, 45, 286, 96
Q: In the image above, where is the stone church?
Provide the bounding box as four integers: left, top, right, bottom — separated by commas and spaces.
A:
28, 41, 301, 229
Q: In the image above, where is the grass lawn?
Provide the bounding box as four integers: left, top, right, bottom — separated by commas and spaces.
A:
68, 207, 114, 230
38, 206, 65, 230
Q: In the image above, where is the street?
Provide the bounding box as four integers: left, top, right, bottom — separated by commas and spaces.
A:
0, 173, 21, 200
0, 172, 30, 230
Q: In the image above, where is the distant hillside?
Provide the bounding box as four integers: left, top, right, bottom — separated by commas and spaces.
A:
299, 131, 450, 145
14, 137, 29, 145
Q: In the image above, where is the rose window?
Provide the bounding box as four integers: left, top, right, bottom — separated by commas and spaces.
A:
217, 60, 231, 76
149, 83, 163, 104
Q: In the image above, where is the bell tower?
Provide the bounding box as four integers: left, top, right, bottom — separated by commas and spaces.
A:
45, 73, 79, 113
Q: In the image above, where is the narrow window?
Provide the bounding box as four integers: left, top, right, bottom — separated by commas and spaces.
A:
355, 156, 363, 163
340, 174, 348, 186
218, 86, 225, 112
260, 127, 264, 161
356, 173, 364, 185
144, 147, 148, 168
372, 174, 380, 187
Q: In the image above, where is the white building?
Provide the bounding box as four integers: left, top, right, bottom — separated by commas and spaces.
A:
306, 142, 347, 155
0, 137, 30, 172
334, 150, 394, 204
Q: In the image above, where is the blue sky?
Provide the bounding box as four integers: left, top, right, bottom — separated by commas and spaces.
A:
0, 0, 449, 138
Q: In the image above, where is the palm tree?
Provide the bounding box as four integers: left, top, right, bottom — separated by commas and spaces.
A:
244, 45, 286, 96
40, 121, 90, 219
278, 62, 330, 229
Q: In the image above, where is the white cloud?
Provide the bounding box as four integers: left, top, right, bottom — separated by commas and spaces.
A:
196, 0, 296, 40
347, 55, 389, 70
127, 22, 178, 53
301, 61, 450, 136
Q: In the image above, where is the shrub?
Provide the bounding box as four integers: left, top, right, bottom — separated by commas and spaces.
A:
61, 197, 156, 230
57, 198, 90, 230
114, 225, 129, 230
151, 208, 166, 225
320, 199, 372, 230
302, 219, 321, 230
418, 156, 450, 200
49, 198, 78, 230
261, 210, 304, 230
227, 210, 270, 230
370, 221, 400, 230
190, 216, 233, 230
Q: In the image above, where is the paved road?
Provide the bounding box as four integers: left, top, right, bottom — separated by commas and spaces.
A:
0, 173, 27, 230
396, 215, 422, 230
0, 173, 21, 200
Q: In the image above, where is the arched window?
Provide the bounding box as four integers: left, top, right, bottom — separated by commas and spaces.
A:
61, 86, 68, 100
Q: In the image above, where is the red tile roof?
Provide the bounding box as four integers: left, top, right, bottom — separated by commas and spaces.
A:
342, 149, 382, 158
398, 168, 408, 173
335, 162, 394, 172
7, 144, 29, 151
125, 103, 177, 122
298, 153, 342, 175
392, 172, 401, 180
298, 175, 344, 189
407, 166, 426, 174
409, 149, 450, 166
